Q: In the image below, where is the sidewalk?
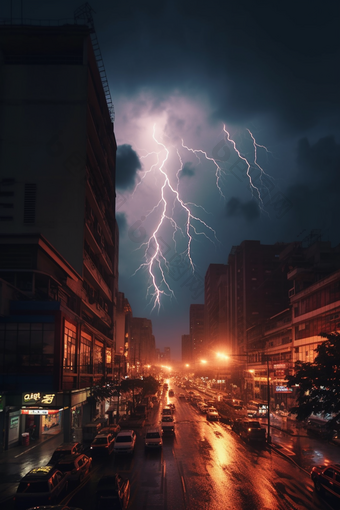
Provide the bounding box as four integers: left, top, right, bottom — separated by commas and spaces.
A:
0, 429, 62, 463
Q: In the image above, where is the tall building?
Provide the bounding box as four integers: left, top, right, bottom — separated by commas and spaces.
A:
163, 347, 171, 362
204, 264, 228, 353
227, 241, 290, 355
130, 318, 155, 373
189, 304, 205, 361
181, 334, 191, 362
115, 292, 132, 377
0, 20, 117, 449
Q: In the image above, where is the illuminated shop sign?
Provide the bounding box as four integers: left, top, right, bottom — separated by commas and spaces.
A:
22, 393, 56, 406
275, 386, 293, 393
273, 363, 287, 369
21, 409, 60, 415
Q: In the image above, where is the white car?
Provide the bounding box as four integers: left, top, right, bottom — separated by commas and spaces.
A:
113, 430, 136, 454
145, 428, 163, 449
161, 415, 175, 434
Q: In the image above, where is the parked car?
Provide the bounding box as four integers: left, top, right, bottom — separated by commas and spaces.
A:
178, 393, 186, 399
311, 463, 340, 501
161, 415, 175, 434
145, 428, 163, 449
113, 430, 136, 454
90, 433, 115, 456
100, 425, 121, 437
49, 442, 83, 465
206, 409, 220, 421
53, 453, 92, 484
14, 466, 68, 509
95, 474, 130, 510
169, 389, 174, 397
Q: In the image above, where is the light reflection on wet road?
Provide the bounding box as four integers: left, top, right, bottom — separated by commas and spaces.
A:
1, 383, 337, 510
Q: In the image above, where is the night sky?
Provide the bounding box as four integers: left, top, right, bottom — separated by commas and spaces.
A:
4, 1, 340, 359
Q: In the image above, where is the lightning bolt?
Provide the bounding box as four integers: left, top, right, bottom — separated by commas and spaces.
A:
223, 125, 263, 208
133, 125, 218, 311
180, 140, 226, 199
131, 123, 273, 310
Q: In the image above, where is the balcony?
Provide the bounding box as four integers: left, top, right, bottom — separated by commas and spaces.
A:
83, 250, 112, 300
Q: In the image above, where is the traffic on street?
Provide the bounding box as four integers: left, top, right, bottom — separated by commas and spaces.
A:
1, 378, 339, 510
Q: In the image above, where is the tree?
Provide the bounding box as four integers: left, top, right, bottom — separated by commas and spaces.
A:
140, 375, 160, 398
120, 378, 144, 413
287, 332, 340, 426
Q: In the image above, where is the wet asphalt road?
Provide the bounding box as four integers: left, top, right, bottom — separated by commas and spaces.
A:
1, 384, 339, 510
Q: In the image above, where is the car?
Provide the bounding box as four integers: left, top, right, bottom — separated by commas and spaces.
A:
311, 463, 340, 501
169, 389, 174, 397
53, 453, 92, 484
198, 403, 209, 413
49, 442, 83, 465
161, 415, 175, 434
100, 425, 121, 437
178, 393, 186, 399
113, 430, 136, 454
161, 406, 173, 416
235, 419, 266, 443
207, 409, 220, 421
14, 465, 68, 509
95, 474, 130, 510
145, 428, 163, 449
90, 433, 115, 456
247, 406, 258, 418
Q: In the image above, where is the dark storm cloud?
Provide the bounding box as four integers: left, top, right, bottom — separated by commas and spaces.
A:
116, 144, 141, 190
179, 162, 195, 178
297, 136, 340, 180
116, 212, 128, 235
283, 136, 340, 236
225, 197, 260, 221
100, 1, 340, 134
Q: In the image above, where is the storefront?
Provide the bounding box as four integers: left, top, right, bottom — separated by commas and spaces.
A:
20, 392, 64, 439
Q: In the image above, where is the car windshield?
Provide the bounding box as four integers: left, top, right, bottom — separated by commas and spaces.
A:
115, 436, 132, 443
17, 481, 49, 493
162, 417, 173, 422
248, 422, 261, 428
146, 433, 160, 438
93, 437, 108, 445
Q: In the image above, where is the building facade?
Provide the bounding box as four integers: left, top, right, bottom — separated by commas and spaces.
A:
0, 22, 117, 449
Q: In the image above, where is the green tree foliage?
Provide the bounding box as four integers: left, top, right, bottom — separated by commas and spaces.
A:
287, 332, 340, 425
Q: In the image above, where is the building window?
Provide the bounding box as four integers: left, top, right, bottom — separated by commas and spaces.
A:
0, 322, 54, 370
64, 321, 77, 372
94, 339, 104, 374
80, 331, 92, 374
